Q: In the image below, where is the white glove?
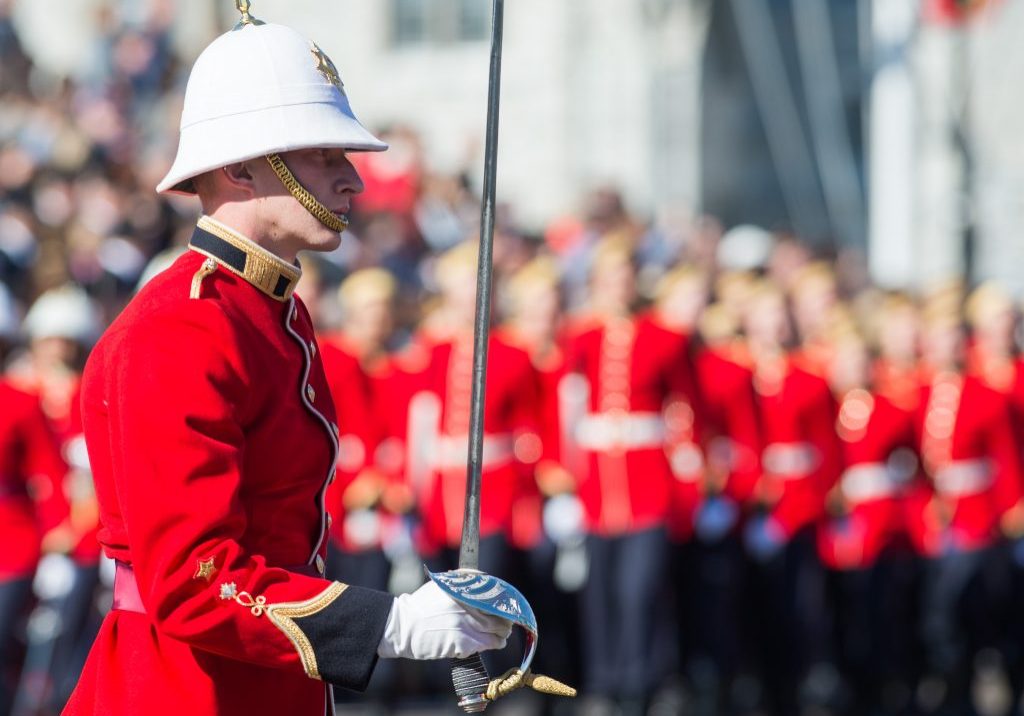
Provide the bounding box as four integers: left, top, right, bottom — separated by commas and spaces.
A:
377, 580, 512, 660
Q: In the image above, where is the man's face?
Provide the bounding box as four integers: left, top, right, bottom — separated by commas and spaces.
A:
441, 263, 479, 329
591, 256, 636, 315
248, 147, 364, 257
745, 294, 791, 348
345, 296, 394, 350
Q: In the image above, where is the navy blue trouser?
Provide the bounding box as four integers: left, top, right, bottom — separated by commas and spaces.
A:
0, 576, 33, 715
580, 527, 670, 700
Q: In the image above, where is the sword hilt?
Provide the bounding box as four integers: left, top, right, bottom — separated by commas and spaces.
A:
451, 653, 490, 712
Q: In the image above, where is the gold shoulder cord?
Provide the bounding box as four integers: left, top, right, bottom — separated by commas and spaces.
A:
266, 154, 348, 233
190, 257, 218, 299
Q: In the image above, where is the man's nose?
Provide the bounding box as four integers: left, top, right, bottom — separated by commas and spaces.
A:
337, 159, 365, 195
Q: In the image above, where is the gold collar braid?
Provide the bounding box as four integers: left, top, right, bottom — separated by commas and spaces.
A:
266, 154, 349, 233
190, 216, 302, 302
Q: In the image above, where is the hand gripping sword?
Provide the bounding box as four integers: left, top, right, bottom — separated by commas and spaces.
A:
425, 0, 574, 711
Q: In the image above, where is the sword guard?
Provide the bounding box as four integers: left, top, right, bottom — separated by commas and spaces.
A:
429, 567, 540, 709
427, 568, 538, 669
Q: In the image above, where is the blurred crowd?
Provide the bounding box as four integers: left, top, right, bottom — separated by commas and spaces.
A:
6, 4, 1024, 716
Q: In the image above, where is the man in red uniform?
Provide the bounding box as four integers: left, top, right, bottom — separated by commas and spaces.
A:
817, 323, 920, 714
408, 241, 541, 577
740, 280, 840, 716
319, 269, 407, 594
11, 285, 104, 712
659, 269, 760, 713
63, 11, 510, 716
912, 294, 1023, 714
497, 255, 582, 691
0, 378, 68, 714
566, 238, 698, 715
961, 281, 1024, 710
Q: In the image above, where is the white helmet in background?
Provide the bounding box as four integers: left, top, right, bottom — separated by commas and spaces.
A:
156, 6, 386, 232
24, 285, 102, 346
717, 224, 775, 273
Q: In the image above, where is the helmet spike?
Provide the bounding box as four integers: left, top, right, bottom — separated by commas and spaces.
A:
234, 0, 265, 29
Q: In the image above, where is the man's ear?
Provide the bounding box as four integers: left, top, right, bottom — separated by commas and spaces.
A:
220, 161, 257, 193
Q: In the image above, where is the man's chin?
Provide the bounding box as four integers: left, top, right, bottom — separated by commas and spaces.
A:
305, 229, 344, 253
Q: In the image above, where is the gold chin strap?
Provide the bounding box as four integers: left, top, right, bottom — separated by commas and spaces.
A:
265, 154, 349, 234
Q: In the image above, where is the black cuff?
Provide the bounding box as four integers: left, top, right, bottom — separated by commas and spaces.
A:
293, 585, 394, 691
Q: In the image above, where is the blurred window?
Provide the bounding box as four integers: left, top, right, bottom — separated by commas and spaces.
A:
391, 0, 489, 47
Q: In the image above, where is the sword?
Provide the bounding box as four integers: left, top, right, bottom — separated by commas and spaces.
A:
428, 2, 574, 710
448, 0, 506, 710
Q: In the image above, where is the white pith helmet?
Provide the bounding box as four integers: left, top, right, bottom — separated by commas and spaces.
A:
157, 13, 386, 196
717, 224, 775, 272
24, 285, 102, 346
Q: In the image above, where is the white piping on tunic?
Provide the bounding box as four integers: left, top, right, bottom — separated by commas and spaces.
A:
283, 296, 339, 566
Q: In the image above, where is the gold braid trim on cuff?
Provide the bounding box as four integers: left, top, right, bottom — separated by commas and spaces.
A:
485, 668, 577, 701
265, 581, 349, 680
266, 154, 349, 233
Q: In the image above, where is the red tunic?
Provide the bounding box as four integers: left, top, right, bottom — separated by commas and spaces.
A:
0, 380, 68, 580
319, 335, 398, 553
495, 327, 577, 550
694, 344, 762, 507
752, 357, 841, 538
64, 222, 393, 716
817, 390, 918, 570
908, 372, 1023, 554
567, 313, 693, 536
12, 375, 101, 565
407, 331, 540, 552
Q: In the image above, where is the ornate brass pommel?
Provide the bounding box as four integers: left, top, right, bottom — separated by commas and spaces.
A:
234, 0, 265, 29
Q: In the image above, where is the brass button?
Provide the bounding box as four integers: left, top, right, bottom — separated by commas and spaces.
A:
315, 555, 325, 575
306, 384, 316, 402
291, 305, 298, 322
309, 340, 317, 358
327, 514, 333, 529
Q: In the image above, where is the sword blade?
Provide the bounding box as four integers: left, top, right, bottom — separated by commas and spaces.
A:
459, 0, 505, 573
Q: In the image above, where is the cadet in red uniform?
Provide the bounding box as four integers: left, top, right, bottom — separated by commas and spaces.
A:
10, 286, 104, 712
408, 242, 540, 577
0, 379, 68, 714
963, 282, 1024, 708
498, 256, 578, 555
740, 280, 840, 716
911, 295, 1023, 714
669, 285, 761, 713
653, 265, 712, 545
567, 238, 697, 715
63, 12, 509, 716
319, 269, 404, 594
497, 256, 582, 691
694, 303, 763, 512
817, 321, 920, 713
